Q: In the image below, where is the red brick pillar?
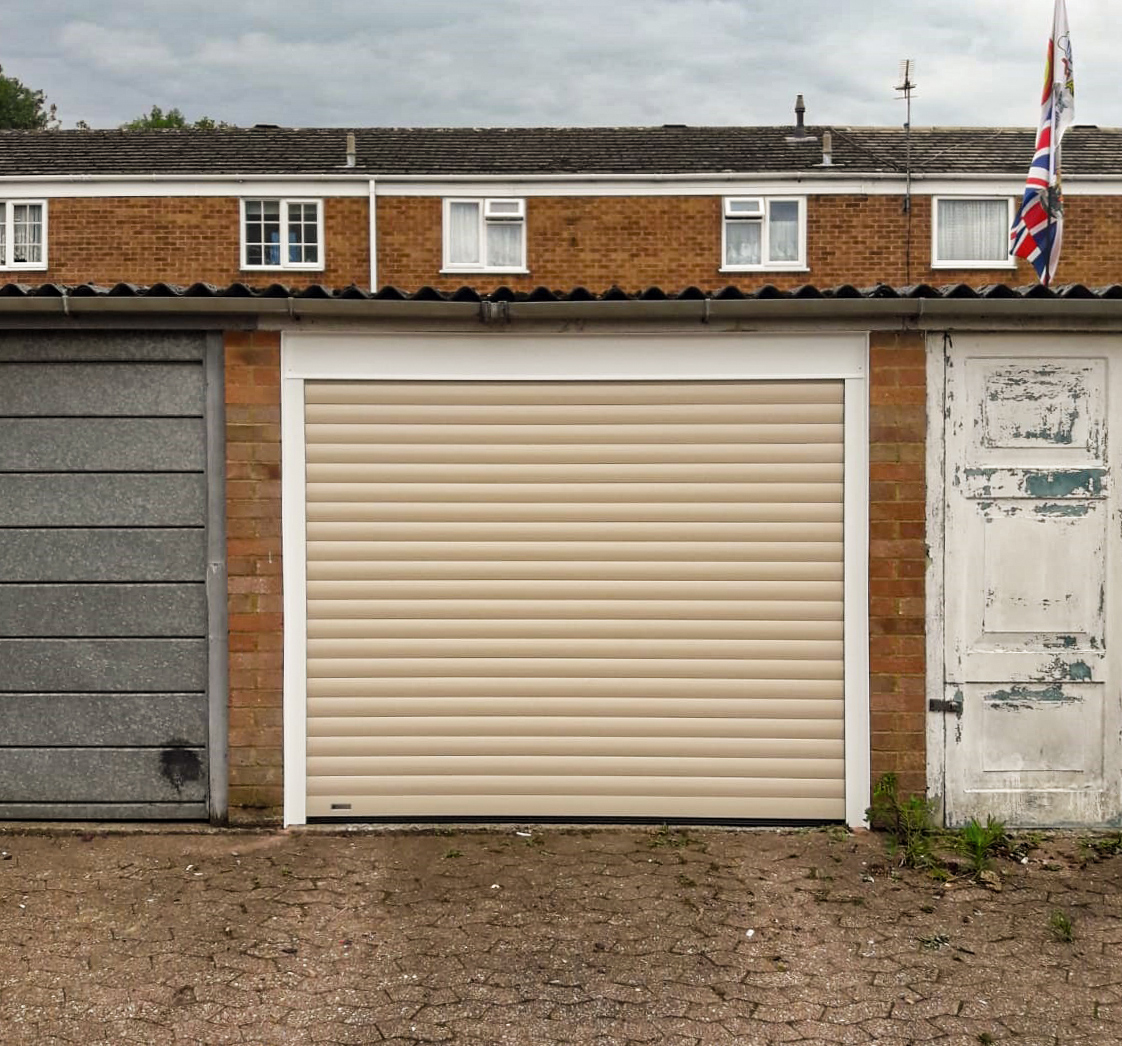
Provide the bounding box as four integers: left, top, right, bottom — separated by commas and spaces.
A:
224, 331, 284, 822
868, 331, 927, 798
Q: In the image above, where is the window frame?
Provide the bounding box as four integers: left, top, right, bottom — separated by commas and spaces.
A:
931, 195, 1016, 270
441, 197, 529, 274
240, 197, 325, 272
720, 195, 807, 273
0, 198, 48, 271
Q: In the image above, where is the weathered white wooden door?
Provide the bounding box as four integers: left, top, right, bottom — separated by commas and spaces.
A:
943, 334, 1122, 826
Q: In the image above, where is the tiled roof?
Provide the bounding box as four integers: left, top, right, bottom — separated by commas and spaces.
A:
2, 281, 1121, 302
0, 125, 1118, 177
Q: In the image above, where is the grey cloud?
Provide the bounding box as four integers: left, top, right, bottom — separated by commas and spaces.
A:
1, 0, 1118, 129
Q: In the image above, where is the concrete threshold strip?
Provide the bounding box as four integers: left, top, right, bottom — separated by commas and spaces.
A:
0, 821, 807, 838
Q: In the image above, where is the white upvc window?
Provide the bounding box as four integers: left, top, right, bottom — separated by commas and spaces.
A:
0, 200, 47, 270
721, 196, 806, 272
443, 198, 527, 273
932, 196, 1016, 268
241, 198, 324, 270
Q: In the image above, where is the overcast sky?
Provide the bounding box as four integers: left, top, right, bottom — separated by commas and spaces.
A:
4, 0, 1119, 131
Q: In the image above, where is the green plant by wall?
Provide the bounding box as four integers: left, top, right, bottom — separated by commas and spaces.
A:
867, 773, 940, 871
958, 816, 1007, 875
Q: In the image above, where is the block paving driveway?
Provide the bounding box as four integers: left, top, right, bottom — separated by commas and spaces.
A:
1, 825, 1120, 1044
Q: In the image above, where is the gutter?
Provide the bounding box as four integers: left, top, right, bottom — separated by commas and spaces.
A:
0, 170, 1116, 185
3, 293, 1122, 331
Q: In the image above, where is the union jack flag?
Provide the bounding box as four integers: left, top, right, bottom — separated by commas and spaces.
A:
1010, 0, 1075, 286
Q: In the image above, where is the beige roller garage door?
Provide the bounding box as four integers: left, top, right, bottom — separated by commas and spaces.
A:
304, 380, 845, 819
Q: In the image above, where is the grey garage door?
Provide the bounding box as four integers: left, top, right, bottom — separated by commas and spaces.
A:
0, 332, 214, 819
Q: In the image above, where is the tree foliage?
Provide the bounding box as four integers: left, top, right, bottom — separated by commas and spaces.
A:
120, 105, 227, 131
0, 65, 57, 129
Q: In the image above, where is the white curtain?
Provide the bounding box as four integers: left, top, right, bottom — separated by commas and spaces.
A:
726, 220, 761, 266
938, 199, 1008, 262
486, 221, 522, 268
11, 204, 41, 264
448, 202, 480, 265
769, 201, 799, 262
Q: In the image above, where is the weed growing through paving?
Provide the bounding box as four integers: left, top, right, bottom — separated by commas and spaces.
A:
648, 825, 694, 849
1080, 830, 1122, 862
868, 773, 941, 872
1049, 909, 1075, 943
958, 816, 1007, 875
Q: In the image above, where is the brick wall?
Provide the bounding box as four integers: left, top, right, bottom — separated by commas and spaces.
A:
376, 193, 1122, 293
19, 191, 1122, 294
40, 197, 368, 289
224, 330, 284, 822
868, 330, 927, 799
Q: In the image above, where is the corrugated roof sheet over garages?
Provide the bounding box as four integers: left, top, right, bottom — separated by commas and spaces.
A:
2, 281, 1122, 301
0, 125, 1119, 177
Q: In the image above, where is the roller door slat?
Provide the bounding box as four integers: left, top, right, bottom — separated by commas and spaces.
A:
306, 638, 843, 660
307, 657, 843, 680
306, 579, 843, 601
305, 380, 843, 406
306, 794, 846, 818
306, 541, 842, 565
309, 755, 847, 781
304, 422, 843, 445
306, 442, 843, 466
307, 521, 841, 546
306, 461, 842, 483
308, 735, 844, 760
308, 561, 842, 583
307, 598, 843, 620
306, 502, 843, 526
307, 482, 842, 505
306, 618, 843, 641
305, 715, 842, 739
307, 684, 844, 706
305, 402, 842, 425
307, 774, 846, 799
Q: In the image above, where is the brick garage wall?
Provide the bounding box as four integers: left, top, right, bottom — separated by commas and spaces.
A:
377, 194, 1122, 294
40, 197, 368, 289
868, 330, 927, 798
224, 331, 284, 822
217, 324, 930, 821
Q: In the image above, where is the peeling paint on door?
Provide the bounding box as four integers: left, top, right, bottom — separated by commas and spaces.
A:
1023, 470, 1104, 498
985, 684, 1082, 710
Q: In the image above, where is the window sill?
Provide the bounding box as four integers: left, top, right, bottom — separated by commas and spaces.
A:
440, 268, 531, 276
241, 265, 325, 273
719, 265, 809, 274
0, 263, 48, 272
931, 260, 1017, 270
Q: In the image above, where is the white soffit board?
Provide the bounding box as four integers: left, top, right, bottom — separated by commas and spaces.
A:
3, 177, 1119, 199
283, 332, 867, 382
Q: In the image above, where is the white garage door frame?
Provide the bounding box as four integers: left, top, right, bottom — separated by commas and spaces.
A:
280, 329, 869, 826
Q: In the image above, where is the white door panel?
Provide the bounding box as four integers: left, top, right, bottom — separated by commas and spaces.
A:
943, 337, 1120, 826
